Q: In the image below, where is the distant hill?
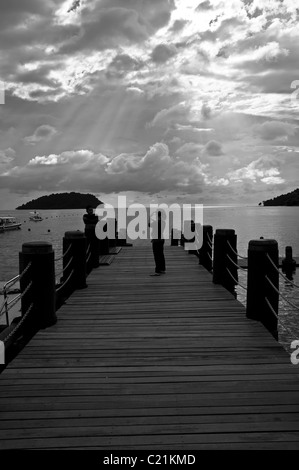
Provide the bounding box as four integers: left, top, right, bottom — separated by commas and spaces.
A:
262, 188, 299, 206
16, 192, 103, 210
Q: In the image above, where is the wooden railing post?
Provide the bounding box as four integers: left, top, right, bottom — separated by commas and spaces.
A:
19, 242, 56, 330
246, 239, 279, 339
213, 229, 238, 291
198, 225, 213, 271
63, 231, 87, 290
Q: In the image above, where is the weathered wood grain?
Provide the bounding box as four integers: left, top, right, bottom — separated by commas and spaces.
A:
0, 242, 299, 449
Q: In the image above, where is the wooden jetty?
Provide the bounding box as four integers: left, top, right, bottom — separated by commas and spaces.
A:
1, 241, 299, 449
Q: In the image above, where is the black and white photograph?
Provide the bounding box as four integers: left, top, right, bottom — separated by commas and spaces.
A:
1, 0, 299, 455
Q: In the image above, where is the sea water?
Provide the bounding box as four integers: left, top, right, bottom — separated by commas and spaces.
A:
0, 206, 299, 351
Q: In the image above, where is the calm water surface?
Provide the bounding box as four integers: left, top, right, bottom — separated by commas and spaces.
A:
1, 205, 299, 351
1, 205, 299, 281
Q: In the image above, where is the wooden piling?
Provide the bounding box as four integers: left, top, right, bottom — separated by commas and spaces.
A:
19, 242, 56, 330
246, 239, 279, 340
213, 229, 238, 291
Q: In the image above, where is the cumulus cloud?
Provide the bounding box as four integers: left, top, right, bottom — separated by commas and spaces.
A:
24, 125, 58, 144
28, 150, 109, 167
204, 140, 224, 156
254, 120, 298, 141
227, 156, 285, 185
1, 0, 299, 205
0, 143, 210, 194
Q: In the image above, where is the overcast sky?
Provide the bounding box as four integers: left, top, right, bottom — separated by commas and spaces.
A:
0, 0, 299, 209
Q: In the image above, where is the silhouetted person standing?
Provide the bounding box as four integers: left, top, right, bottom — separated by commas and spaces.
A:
149, 211, 166, 276
83, 205, 99, 268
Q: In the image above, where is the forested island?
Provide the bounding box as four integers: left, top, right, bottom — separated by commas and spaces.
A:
16, 192, 103, 210
262, 188, 299, 206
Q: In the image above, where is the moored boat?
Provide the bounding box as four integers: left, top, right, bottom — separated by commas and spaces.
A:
29, 211, 43, 221
0, 216, 22, 231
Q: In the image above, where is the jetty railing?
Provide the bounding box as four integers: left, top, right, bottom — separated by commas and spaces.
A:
0, 263, 32, 327
177, 224, 299, 342
0, 219, 129, 364
1, 219, 299, 362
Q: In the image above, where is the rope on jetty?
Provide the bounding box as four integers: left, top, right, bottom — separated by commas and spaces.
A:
227, 240, 247, 259
265, 297, 278, 319
54, 244, 72, 263
86, 243, 91, 257
265, 297, 298, 339
265, 275, 299, 312
0, 264, 33, 324
225, 267, 247, 290
267, 253, 299, 289
19, 262, 32, 281
3, 303, 34, 345
206, 233, 213, 251
226, 253, 247, 271
86, 243, 92, 263
0, 281, 32, 316
56, 269, 75, 294
55, 256, 74, 280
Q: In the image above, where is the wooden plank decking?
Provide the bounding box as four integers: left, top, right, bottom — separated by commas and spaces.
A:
1, 242, 299, 449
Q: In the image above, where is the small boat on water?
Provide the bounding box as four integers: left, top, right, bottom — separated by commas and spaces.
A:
0, 216, 22, 231
29, 211, 43, 221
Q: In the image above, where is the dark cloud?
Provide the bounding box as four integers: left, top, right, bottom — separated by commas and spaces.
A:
201, 17, 245, 43
59, 8, 148, 54
254, 121, 298, 141
59, 0, 176, 53
201, 103, 212, 119
98, 0, 176, 30
28, 88, 64, 101
151, 44, 178, 64
15, 65, 61, 88
196, 1, 212, 11
0, 0, 50, 31
246, 7, 263, 19
169, 19, 188, 33
204, 140, 224, 156
68, 0, 81, 14
24, 125, 57, 144
106, 53, 145, 79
